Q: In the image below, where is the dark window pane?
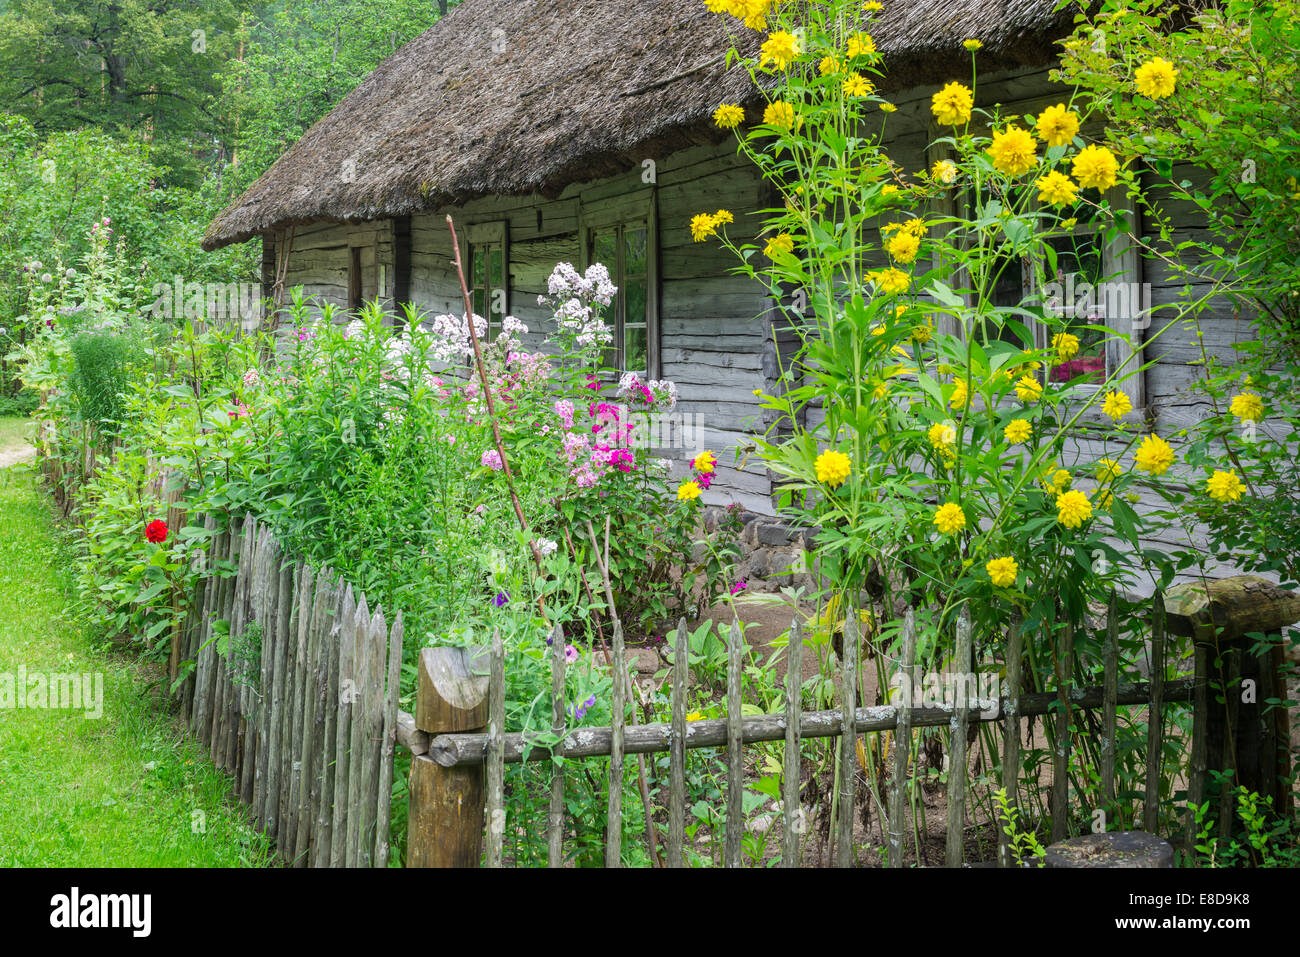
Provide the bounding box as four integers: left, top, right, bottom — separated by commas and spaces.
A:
489, 247, 503, 288
473, 247, 487, 285
1045, 233, 1107, 383
626, 279, 647, 326
473, 288, 485, 319
593, 231, 617, 269
624, 225, 648, 276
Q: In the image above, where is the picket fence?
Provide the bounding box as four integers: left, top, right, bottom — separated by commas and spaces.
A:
178, 512, 404, 868
403, 592, 1215, 868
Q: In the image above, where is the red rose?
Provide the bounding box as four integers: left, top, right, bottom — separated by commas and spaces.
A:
145, 520, 168, 544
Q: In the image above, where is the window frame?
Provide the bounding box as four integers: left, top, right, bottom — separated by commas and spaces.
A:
578, 187, 660, 380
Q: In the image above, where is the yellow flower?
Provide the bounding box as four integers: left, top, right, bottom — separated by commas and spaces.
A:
713, 103, 745, 129
692, 450, 717, 474
764, 232, 794, 258
987, 125, 1038, 176
868, 268, 910, 295
862, 0, 882, 11
928, 421, 957, 448
879, 102, 897, 113
842, 71, 874, 97
963, 39, 983, 52
933, 502, 966, 535
760, 30, 802, 70
1096, 457, 1121, 483
818, 55, 841, 76
846, 33, 876, 58
690, 213, 718, 242
677, 480, 702, 501
1102, 390, 1132, 421
872, 380, 889, 400
949, 378, 969, 410
1134, 57, 1178, 99
1015, 375, 1043, 403
1036, 171, 1079, 207
714, 209, 734, 226
986, 556, 1018, 587
1229, 392, 1264, 422
1052, 332, 1081, 361
815, 449, 852, 487
931, 81, 973, 126
1133, 433, 1175, 475
730, 0, 772, 29
1004, 419, 1032, 444
911, 322, 933, 344
1034, 103, 1080, 147
1206, 469, 1244, 503
1096, 489, 1114, 510
930, 159, 958, 185
763, 100, 799, 130
1060, 217, 1077, 230
686, 710, 706, 721
1055, 489, 1093, 529
1072, 144, 1120, 191
885, 230, 920, 264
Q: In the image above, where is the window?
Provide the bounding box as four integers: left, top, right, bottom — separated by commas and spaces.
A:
464, 221, 509, 340
580, 190, 659, 378
348, 246, 363, 312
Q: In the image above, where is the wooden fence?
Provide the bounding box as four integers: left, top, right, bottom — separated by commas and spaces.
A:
177, 512, 404, 868
399, 579, 1296, 867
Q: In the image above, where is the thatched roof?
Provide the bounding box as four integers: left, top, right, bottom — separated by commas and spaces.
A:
204, 0, 1070, 250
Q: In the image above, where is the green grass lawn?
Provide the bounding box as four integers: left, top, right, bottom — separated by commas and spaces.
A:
0, 423, 275, 866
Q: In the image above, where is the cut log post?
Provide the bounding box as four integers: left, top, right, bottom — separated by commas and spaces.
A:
1164, 575, 1300, 837
485, 630, 506, 868
1102, 591, 1118, 818
546, 621, 566, 868
606, 620, 626, 868
329, 587, 357, 867
1145, 591, 1166, 833
1050, 618, 1074, 843
374, 611, 403, 869
407, 645, 490, 868
836, 609, 859, 867
724, 620, 744, 868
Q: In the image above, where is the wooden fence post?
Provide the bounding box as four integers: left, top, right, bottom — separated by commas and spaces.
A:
945, 606, 972, 867
407, 646, 490, 868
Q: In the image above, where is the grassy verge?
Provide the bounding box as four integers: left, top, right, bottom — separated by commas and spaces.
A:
0, 429, 274, 866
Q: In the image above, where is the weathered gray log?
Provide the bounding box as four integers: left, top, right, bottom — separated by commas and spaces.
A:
606, 620, 626, 868
998, 610, 1023, 869
1145, 590, 1166, 833
407, 645, 490, 868
396, 710, 429, 756
782, 618, 804, 868
374, 611, 403, 869
945, 606, 972, 867
253, 529, 280, 828
725, 619, 744, 868
668, 617, 688, 868
237, 517, 260, 805
888, 608, 916, 868
836, 608, 859, 868
427, 678, 1196, 767
1102, 591, 1119, 814
1045, 831, 1173, 868
485, 629, 506, 868
546, 621, 566, 868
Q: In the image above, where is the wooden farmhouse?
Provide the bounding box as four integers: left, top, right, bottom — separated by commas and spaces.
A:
203, 0, 1246, 543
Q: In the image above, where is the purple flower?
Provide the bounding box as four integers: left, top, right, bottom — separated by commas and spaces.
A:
564, 644, 579, 664
492, 591, 510, 607
481, 448, 504, 471
571, 694, 597, 721
730, 580, 747, 596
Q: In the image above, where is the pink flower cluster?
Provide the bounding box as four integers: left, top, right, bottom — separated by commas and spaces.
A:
617, 372, 678, 412
481, 448, 504, 471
